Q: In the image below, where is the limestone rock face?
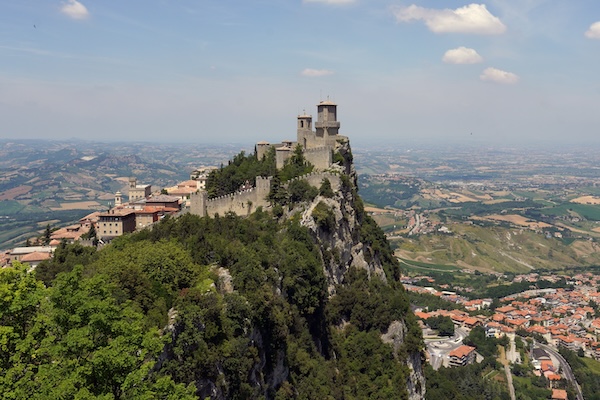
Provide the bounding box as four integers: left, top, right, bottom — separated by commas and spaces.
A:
300, 188, 387, 295
381, 321, 427, 400
295, 141, 426, 399
163, 140, 426, 399
292, 140, 386, 294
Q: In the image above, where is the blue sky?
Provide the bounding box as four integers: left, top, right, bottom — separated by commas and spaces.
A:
1, 1, 600, 145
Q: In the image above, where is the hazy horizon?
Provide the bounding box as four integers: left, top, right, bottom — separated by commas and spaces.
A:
2, 1, 600, 145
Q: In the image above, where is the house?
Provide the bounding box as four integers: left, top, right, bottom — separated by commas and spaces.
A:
98, 209, 136, 240
6, 246, 54, 264
135, 208, 161, 229
19, 251, 51, 269
50, 224, 89, 243
448, 345, 476, 367
485, 322, 502, 338
1, 250, 10, 267
128, 177, 151, 202
190, 166, 218, 189
551, 389, 568, 400
464, 317, 482, 329
144, 195, 181, 210
557, 335, 578, 352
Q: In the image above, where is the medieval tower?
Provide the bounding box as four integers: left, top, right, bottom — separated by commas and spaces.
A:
191, 100, 346, 218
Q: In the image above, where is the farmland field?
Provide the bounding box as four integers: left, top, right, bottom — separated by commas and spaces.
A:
542, 203, 600, 221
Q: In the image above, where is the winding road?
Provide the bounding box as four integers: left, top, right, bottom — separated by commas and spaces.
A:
536, 343, 584, 400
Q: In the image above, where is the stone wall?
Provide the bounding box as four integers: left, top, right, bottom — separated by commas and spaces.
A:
284, 172, 341, 192
189, 173, 341, 218
190, 176, 271, 218
303, 146, 333, 170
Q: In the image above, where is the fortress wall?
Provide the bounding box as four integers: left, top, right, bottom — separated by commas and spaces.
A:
285, 172, 341, 192
204, 188, 267, 217
303, 146, 332, 170
192, 177, 271, 218
190, 173, 340, 219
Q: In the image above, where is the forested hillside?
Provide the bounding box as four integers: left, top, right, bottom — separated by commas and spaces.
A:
0, 145, 425, 399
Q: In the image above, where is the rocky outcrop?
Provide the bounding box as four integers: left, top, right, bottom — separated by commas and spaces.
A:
382, 321, 427, 400
297, 141, 387, 294
300, 191, 387, 294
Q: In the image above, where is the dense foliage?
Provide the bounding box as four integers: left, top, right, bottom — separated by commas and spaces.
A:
0, 145, 426, 399
425, 362, 509, 400
424, 315, 454, 337
206, 145, 314, 200
206, 148, 277, 198
1, 206, 421, 399
464, 326, 500, 359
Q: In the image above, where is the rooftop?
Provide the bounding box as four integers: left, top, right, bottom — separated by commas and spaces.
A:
449, 345, 476, 358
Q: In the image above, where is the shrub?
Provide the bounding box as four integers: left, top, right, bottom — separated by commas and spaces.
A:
312, 202, 336, 232
319, 178, 335, 198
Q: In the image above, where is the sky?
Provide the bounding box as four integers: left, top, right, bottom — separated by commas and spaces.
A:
1, 0, 600, 145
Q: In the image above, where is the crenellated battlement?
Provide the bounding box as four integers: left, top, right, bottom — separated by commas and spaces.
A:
190, 172, 341, 218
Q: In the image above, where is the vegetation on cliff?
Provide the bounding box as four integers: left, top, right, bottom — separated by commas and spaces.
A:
1, 149, 424, 399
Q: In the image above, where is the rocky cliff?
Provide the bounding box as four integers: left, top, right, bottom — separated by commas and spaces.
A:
156, 140, 426, 399
296, 140, 426, 400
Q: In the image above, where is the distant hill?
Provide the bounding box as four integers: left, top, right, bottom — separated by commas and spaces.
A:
392, 223, 600, 273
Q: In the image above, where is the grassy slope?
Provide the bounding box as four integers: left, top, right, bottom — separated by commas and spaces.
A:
392, 223, 600, 273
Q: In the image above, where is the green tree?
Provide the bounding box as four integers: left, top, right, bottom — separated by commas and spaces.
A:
24, 266, 193, 399
42, 224, 51, 245
425, 315, 455, 336
319, 178, 335, 198
0, 262, 46, 376
279, 144, 313, 182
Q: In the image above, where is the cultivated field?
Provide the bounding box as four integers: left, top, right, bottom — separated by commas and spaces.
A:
482, 214, 552, 229
50, 201, 102, 210
571, 195, 600, 205
0, 185, 32, 201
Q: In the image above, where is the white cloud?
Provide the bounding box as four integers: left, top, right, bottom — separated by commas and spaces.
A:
442, 47, 483, 64
392, 3, 506, 35
585, 21, 600, 39
60, 0, 90, 20
480, 67, 519, 84
301, 68, 334, 77
303, 0, 355, 4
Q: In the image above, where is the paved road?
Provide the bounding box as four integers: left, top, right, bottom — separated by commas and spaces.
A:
425, 327, 468, 370
504, 364, 516, 400
537, 343, 584, 400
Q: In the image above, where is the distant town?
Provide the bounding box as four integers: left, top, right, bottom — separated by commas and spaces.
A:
1, 167, 216, 267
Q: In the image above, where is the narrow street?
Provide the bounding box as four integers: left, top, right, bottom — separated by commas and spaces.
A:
504, 365, 516, 400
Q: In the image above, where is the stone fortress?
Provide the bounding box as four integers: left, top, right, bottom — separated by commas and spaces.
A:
190, 99, 346, 218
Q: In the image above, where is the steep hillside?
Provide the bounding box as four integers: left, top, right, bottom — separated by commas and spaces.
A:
1, 144, 425, 399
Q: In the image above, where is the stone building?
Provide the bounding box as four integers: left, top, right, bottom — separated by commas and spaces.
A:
256, 99, 346, 169
128, 177, 151, 202
98, 209, 136, 240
